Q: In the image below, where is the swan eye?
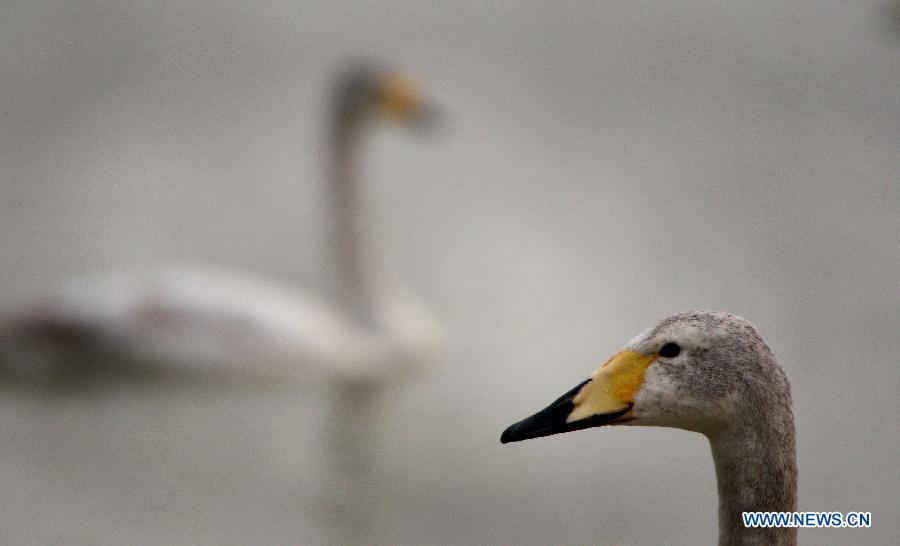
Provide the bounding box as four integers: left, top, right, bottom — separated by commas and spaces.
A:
658, 342, 681, 358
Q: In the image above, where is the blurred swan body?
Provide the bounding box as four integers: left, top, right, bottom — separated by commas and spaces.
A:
0, 64, 446, 388
1, 265, 442, 385
502, 311, 797, 546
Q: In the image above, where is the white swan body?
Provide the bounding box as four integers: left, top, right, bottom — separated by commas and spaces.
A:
1, 265, 442, 385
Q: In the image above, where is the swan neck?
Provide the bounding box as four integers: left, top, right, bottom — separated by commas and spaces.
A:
708, 411, 797, 546
329, 116, 384, 327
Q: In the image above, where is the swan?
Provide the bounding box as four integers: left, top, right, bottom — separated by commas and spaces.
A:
501, 310, 796, 546
0, 63, 445, 543
0, 63, 446, 387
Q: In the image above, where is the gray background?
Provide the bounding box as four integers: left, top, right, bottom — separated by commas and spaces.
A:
1, 1, 898, 544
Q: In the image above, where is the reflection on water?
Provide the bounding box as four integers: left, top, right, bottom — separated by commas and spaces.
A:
0, 384, 332, 544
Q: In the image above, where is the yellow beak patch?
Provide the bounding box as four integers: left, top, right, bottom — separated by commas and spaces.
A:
374, 74, 422, 120
567, 350, 657, 423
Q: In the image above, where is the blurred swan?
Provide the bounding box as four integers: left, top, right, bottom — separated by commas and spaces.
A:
502, 311, 797, 546
0, 64, 446, 542
0, 64, 445, 388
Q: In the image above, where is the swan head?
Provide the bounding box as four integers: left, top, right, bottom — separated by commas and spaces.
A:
334, 62, 441, 131
501, 310, 790, 443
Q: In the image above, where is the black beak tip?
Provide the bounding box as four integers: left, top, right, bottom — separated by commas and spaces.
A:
500, 379, 591, 445
499, 425, 517, 444
500, 382, 631, 445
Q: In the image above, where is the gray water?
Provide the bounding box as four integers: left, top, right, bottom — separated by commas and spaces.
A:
1, 2, 898, 544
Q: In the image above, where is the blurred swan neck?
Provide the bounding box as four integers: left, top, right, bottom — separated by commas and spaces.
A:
328, 116, 386, 328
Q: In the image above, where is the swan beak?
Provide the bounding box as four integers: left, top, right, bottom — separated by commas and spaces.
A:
374, 73, 443, 131
500, 350, 657, 444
